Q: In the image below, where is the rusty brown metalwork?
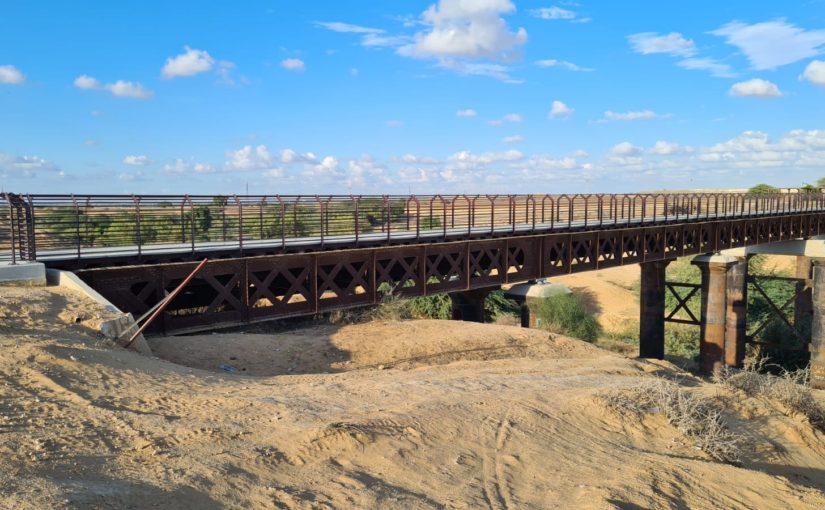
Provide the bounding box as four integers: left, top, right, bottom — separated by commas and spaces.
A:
69, 211, 825, 335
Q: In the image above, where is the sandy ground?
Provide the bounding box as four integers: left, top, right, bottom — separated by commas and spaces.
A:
2, 286, 825, 509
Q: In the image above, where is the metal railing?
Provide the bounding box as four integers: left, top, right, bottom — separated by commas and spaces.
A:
2, 190, 824, 263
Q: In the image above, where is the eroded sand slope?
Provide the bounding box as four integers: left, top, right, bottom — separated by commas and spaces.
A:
1, 286, 825, 509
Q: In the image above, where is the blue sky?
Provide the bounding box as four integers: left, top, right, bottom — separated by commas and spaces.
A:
2, 0, 825, 194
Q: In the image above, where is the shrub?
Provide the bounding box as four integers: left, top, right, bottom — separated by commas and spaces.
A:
484, 290, 520, 322
717, 360, 825, 431
533, 293, 601, 342
601, 378, 743, 464
748, 183, 778, 194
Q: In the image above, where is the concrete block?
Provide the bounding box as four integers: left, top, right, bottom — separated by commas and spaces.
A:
0, 262, 46, 286
100, 312, 153, 357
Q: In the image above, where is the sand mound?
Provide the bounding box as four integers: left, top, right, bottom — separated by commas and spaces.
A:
2, 286, 825, 509
148, 320, 602, 376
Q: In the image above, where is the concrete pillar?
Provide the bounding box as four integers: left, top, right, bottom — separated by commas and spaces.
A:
639, 260, 672, 359
692, 254, 739, 373
810, 260, 825, 389
450, 288, 493, 322
724, 257, 748, 368
503, 281, 571, 329
795, 256, 813, 336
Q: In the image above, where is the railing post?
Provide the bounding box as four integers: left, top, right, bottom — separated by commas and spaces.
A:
352, 195, 360, 246
132, 195, 142, 257
234, 195, 243, 253
72, 194, 80, 260
3, 193, 17, 265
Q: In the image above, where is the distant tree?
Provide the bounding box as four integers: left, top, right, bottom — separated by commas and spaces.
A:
801, 183, 818, 193
817, 177, 825, 189
748, 183, 778, 194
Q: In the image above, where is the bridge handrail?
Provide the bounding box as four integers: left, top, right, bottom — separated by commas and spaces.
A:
2, 190, 825, 263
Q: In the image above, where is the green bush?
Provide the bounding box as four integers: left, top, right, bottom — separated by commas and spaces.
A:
406, 294, 452, 319
533, 293, 601, 342
484, 290, 521, 322
748, 183, 778, 194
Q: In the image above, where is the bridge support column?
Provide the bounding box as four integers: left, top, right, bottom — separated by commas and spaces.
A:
810, 260, 825, 389
725, 256, 748, 368
692, 254, 740, 373
795, 256, 813, 335
639, 260, 672, 359
450, 288, 494, 323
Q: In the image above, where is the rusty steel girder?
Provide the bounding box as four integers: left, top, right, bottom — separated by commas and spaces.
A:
73, 213, 825, 335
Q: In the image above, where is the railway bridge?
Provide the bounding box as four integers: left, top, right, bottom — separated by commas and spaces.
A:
3, 191, 825, 386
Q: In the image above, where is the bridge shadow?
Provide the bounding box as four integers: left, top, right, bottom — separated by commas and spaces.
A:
146, 318, 354, 377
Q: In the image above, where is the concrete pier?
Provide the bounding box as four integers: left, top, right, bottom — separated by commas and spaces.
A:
450, 288, 494, 323
795, 256, 813, 335
503, 280, 571, 328
811, 260, 825, 389
639, 260, 671, 359
692, 254, 739, 373
724, 256, 748, 368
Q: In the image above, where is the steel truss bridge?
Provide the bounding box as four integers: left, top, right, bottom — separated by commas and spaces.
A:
4, 191, 825, 335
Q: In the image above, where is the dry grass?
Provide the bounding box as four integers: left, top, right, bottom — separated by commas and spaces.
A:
716, 359, 825, 432
600, 378, 743, 464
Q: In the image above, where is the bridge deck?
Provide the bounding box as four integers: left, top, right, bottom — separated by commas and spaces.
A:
3, 209, 807, 265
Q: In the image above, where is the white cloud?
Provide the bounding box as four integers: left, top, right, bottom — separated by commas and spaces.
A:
710, 20, 825, 70
107, 80, 153, 99
0, 65, 25, 85
456, 108, 477, 117
435, 60, 517, 81
386, 119, 404, 127
549, 100, 573, 118
449, 149, 523, 164
677, 58, 736, 78
118, 170, 147, 182
729, 78, 783, 97
346, 155, 390, 187
610, 142, 643, 156
503, 113, 522, 123
304, 155, 341, 177
224, 145, 281, 172
279, 148, 317, 164
74, 75, 102, 89
628, 32, 696, 57
529, 7, 576, 20
315, 21, 384, 34
350, 67, 359, 76
123, 155, 152, 166
161, 46, 215, 78
399, 154, 438, 164
163, 158, 216, 175
649, 141, 692, 155
535, 59, 593, 72
0, 152, 60, 177
362, 33, 413, 48
603, 110, 662, 121
74, 75, 153, 99
502, 135, 523, 144
316, 21, 411, 48
801, 60, 825, 86
281, 58, 305, 71
529, 6, 589, 23
404, 0, 527, 61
